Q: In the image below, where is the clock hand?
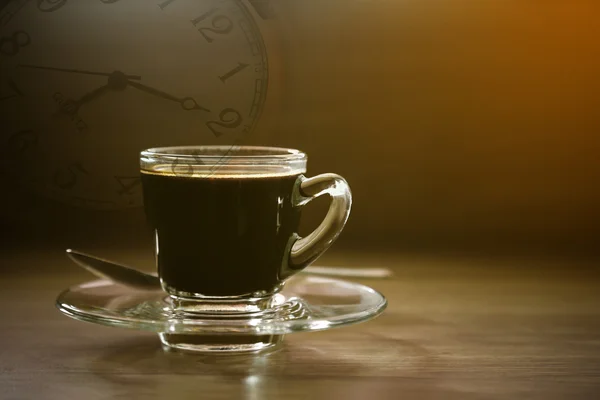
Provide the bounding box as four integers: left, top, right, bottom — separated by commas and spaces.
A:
53, 71, 131, 116
18, 64, 142, 80
54, 85, 109, 116
77, 84, 110, 105
127, 81, 210, 112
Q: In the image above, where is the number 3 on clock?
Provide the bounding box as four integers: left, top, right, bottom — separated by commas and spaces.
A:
115, 176, 141, 195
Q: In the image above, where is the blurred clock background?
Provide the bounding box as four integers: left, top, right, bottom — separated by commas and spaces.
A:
2, 0, 600, 260
0, 0, 282, 248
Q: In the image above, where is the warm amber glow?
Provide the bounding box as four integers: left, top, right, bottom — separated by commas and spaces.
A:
266, 0, 600, 247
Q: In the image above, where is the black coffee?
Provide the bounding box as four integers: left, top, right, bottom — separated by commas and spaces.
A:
141, 171, 301, 297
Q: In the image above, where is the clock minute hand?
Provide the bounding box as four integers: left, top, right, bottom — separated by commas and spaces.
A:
127, 81, 209, 112
18, 64, 142, 80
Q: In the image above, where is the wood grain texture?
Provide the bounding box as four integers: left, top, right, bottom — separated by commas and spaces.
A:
1, 248, 599, 400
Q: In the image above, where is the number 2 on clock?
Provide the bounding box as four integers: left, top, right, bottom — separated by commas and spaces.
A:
206, 108, 242, 137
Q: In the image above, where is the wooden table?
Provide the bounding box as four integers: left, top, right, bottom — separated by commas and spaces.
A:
1, 247, 599, 399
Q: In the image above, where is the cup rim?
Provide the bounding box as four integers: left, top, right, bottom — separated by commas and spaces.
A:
140, 145, 306, 161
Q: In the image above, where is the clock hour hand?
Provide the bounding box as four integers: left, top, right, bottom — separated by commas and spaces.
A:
53, 71, 131, 115
18, 64, 142, 80
77, 84, 110, 105
127, 81, 210, 112
54, 84, 110, 116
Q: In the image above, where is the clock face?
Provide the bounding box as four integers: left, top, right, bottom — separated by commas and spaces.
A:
0, 0, 268, 209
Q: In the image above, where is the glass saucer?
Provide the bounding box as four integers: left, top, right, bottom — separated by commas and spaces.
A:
56, 274, 387, 354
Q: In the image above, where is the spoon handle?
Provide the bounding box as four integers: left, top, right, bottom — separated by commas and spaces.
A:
66, 249, 161, 290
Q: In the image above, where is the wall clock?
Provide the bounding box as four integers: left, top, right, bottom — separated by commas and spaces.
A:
0, 0, 279, 210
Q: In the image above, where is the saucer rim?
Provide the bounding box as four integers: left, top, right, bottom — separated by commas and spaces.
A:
55, 275, 388, 336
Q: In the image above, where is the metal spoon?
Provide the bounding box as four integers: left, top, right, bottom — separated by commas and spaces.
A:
65, 249, 392, 290
66, 249, 161, 290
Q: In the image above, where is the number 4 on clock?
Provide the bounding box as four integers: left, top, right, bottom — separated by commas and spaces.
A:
115, 176, 141, 195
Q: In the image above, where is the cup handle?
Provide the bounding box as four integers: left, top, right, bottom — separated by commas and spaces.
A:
284, 173, 352, 275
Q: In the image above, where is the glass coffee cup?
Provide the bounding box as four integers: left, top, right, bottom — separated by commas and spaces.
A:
140, 146, 352, 315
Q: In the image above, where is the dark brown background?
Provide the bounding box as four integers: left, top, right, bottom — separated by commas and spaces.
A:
2, 0, 599, 260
